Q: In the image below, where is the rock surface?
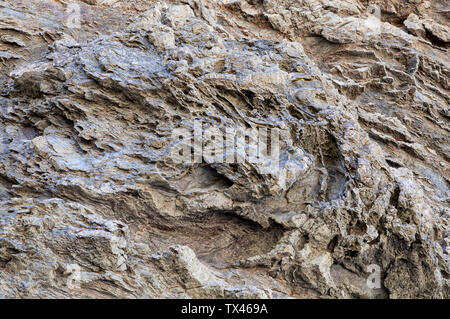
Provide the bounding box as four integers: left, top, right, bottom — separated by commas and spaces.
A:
0, 0, 448, 298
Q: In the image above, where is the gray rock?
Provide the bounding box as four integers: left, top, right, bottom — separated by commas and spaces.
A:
0, 0, 448, 299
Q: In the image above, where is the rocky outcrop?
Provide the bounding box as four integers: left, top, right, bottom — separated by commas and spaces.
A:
0, 0, 448, 298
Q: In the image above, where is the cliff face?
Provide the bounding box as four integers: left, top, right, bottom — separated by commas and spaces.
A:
0, 0, 448, 298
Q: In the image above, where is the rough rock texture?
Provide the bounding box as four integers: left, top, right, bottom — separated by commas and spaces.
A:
0, 0, 448, 298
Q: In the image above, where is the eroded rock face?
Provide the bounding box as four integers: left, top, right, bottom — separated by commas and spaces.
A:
0, 0, 448, 298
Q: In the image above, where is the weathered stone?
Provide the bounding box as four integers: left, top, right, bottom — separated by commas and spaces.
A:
0, 0, 448, 299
